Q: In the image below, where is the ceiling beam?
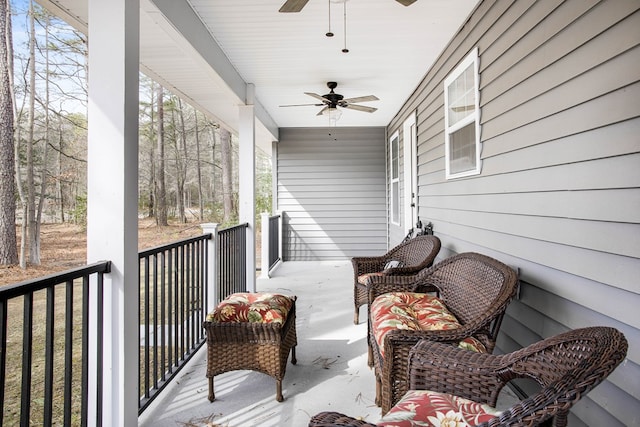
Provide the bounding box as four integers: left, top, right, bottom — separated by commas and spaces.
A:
148, 0, 278, 139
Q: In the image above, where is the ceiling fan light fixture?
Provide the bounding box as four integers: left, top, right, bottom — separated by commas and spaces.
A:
322, 106, 342, 125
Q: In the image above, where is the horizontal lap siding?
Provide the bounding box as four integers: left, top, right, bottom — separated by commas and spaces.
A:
388, 0, 640, 425
277, 127, 387, 260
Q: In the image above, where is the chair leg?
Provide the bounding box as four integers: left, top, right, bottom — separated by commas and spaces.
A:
354, 309, 359, 325
208, 377, 215, 402
374, 373, 381, 407
368, 344, 373, 367
291, 346, 297, 365
276, 379, 284, 402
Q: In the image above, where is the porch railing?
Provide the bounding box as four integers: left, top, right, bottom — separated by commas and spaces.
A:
0, 218, 283, 424
268, 214, 281, 270
217, 223, 248, 302
260, 212, 282, 279
138, 233, 211, 413
0, 261, 111, 427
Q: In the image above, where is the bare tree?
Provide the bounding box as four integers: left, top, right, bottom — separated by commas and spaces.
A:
219, 127, 233, 223
0, 0, 18, 265
175, 96, 187, 223
155, 83, 168, 226
194, 111, 204, 220
25, 0, 39, 264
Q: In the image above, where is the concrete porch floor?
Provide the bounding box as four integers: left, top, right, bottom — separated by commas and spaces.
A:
138, 260, 518, 427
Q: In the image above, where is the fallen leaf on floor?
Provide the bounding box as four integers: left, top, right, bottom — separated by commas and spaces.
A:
177, 413, 226, 427
312, 356, 338, 369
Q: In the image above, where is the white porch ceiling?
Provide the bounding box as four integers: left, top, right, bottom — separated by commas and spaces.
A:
37, 0, 478, 145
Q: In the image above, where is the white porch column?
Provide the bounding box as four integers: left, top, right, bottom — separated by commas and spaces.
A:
239, 87, 256, 292
201, 223, 219, 309
260, 212, 270, 279
86, 0, 139, 426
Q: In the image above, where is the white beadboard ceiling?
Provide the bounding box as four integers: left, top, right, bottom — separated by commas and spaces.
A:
37, 0, 478, 144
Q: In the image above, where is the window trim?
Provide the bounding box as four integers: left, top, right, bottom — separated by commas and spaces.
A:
389, 130, 400, 226
444, 47, 482, 180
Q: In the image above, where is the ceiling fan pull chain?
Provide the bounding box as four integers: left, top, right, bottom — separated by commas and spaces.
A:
326, 0, 334, 37
342, 1, 349, 53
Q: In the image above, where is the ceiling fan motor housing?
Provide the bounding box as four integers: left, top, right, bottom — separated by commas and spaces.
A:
324, 82, 344, 107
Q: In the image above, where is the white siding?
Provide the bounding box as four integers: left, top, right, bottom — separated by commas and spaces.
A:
277, 127, 387, 260
388, 1, 640, 425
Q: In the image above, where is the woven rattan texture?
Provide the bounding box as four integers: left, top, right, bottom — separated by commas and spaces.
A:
203, 296, 297, 402
309, 411, 377, 427
367, 252, 519, 413
352, 235, 441, 324
309, 326, 627, 427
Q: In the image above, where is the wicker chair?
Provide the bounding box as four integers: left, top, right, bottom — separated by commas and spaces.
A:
308, 326, 628, 427
352, 235, 441, 324
368, 252, 518, 413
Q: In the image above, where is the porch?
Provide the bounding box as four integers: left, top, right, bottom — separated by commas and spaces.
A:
138, 260, 518, 427
140, 260, 377, 427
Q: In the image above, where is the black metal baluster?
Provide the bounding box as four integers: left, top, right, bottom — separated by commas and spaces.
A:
153, 253, 158, 389
63, 280, 73, 426
20, 292, 34, 427
44, 286, 55, 426
0, 299, 7, 426
160, 251, 166, 381
81, 276, 90, 427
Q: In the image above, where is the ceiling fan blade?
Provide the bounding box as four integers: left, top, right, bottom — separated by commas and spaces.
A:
316, 106, 329, 116
395, 0, 417, 6
305, 92, 330, 103
344, 104, 378, 113
279, 103, 324, 107
342, 95, 379, 104
279, 0, 309, 13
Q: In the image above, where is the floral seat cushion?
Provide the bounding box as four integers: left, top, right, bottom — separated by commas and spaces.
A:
378, 389, 502, 427
370, 292, 486, 356
206, 293, 294, 324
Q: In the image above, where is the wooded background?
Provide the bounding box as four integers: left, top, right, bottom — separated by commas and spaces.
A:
0, 0, 272, 267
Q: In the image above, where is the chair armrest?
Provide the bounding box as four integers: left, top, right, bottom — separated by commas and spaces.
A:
382, 265, 421, 276
351, 256, 387, 276
408, 339, 507, 407
376, 328, 484, 411
308, 412, 377, 427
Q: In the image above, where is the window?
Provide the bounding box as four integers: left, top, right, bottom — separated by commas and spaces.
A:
389, 131, 400, 225
444, 47, 481, 179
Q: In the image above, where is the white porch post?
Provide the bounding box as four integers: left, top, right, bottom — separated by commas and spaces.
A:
201, 223, 219, 310
239, 85, 256, 292
86, 0, 139, 426
260, 212, 270, 279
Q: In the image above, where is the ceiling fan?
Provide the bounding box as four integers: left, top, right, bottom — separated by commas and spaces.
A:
279, 82, 379, 117
279, 0, 417, 13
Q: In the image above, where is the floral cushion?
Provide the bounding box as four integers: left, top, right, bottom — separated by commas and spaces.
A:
206, 293, 294, 324
370, 292, 487, 356
378, 389, 502, 427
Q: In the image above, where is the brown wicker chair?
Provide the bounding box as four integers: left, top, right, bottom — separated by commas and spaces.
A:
308, 326, 628, 427
203, 295, 297, 403
352, 235, 441, 324
368, 252, 518, 413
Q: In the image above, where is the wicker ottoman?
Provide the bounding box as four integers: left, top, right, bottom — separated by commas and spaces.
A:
203, 293, 297, 402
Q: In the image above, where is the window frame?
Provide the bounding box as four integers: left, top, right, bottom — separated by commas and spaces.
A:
389, 130, 400, 226
444, 47, 482, 180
